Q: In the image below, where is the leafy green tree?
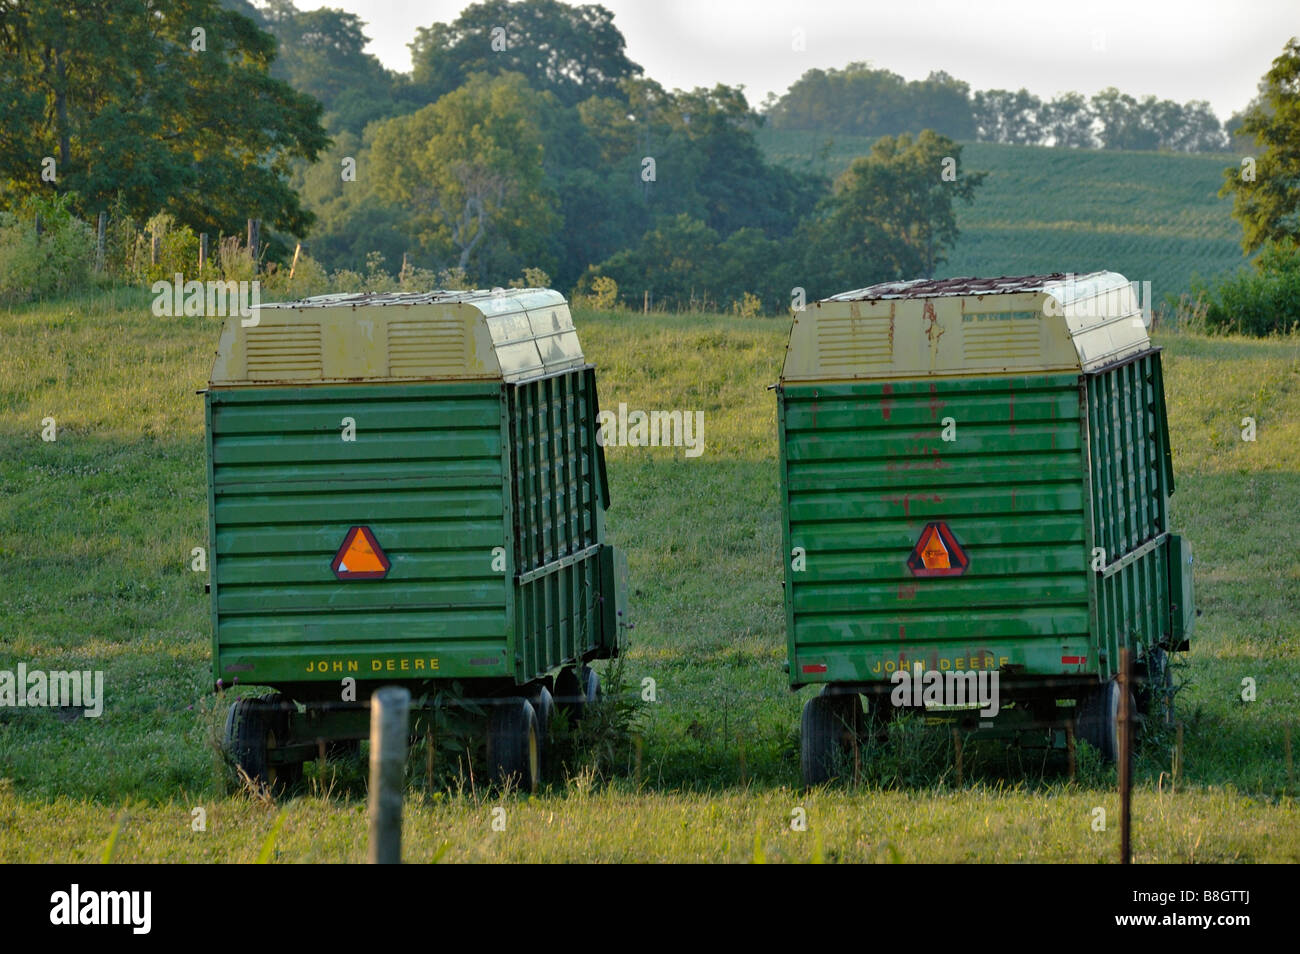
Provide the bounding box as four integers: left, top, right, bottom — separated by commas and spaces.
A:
1039, 92, 1096, 148
912, 71, 977, 140
0, 0, 329, 239
972, 89, 1043, 144
581, 79, 823, 238
1090, 88, 1156, 150
1222, 38, 1300, 254
410, 0, 641, 106
258, 0, 405, 136
800, 131, 984, 291
591, 213, 720, 307
289, 127, 412, 274
766, 63, 975, 139
1173, 101, 1228, 153
369, 72, 558, 279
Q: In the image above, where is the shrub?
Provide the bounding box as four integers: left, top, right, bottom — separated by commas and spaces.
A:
1196, 240, 1300, 336
589, 274, 619, 309
731, 291, 762, 318
398, 257, 439, 292
361, 251, 398, 292
134, 213, 199, 284
258, 252, 333, 300
514, 266, 550, 289
327, 267, 364, 291
0, 194, 95, 305
1156, 291, 1211, 334
437, 266, 470, 290
216, 235, 257, 283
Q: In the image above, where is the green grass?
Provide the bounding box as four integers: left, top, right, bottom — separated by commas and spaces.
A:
758, 130, 1248, 299
1, 291, 1298, 862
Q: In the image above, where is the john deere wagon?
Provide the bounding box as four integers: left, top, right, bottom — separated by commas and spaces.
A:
203, 289, 628, 792
776, 273, 1194, 784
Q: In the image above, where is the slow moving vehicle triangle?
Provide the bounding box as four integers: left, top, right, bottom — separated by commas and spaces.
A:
331, 526, 391, 580
906, 521, 969, 577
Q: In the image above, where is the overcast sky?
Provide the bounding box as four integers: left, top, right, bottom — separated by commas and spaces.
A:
296, 0, 1296, 118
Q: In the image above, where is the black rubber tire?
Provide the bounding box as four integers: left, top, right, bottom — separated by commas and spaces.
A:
531, 685, 555, 777
553, 666, 585, 720
581, 665, 601, 706
225, 692, 302, 790
801, 692, 860, 786
487, 698, 541, 793
1076, 679, 1134, 765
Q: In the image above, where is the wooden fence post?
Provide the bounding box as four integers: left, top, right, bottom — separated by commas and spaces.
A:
247, 218, 260, 273
151, 233, 160, 266
199, 233, 209, 272
34, 213, 42, 238
96, 212, 106, 272
368, 686, 411, 864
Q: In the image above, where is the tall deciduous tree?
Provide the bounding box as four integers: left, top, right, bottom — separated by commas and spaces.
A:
0, 0, 329, 238
801, 130, 985, 289
258, 0, 405, 136
369, 72, 559, 278
409, 0, 641, 106
1039, 92, 1096, 148
1222, 38, 1300, 255
972, 88, 1042, 144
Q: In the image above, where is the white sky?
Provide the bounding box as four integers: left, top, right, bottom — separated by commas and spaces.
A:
296, 0, 1297, 118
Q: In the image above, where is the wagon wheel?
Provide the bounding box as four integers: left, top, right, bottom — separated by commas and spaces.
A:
1074, 680, 1135, 765
580, 665, 601, 706
801, 691, 861, 786
487, 698, 541, 793
225, 692, 303, 792
553, 666, 586, 721
530, 685, 555, 778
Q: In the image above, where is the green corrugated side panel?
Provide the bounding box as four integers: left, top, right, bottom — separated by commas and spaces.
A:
508, 368, 611, 683
777, 395, 799, 678
208, 382, 511, 685
1083, 350, 1176, 681
780, 373, 1093, 687
1169, 534, 1194, 648
205, 398, 221, 685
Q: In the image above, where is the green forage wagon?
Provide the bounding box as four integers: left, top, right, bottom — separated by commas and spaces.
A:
776, 273, 1195, 784
203, 289, 629, 792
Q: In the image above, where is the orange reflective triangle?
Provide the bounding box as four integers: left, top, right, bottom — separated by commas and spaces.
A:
906, 521, 968, 577
918, 525, 950, 569
331, 526, 391, 580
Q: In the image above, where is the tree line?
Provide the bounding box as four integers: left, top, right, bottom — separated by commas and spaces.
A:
2, 0, 1297, 327
1, 0, 986, 310
765, 63, 1236, 153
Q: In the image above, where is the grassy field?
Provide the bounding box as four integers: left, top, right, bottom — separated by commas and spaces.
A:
758, 130, 1247, 300
1, 289, 1298, 862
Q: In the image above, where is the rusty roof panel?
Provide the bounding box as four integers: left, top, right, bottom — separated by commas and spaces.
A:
260, 288, 556, 310
825, 272, 1100, 302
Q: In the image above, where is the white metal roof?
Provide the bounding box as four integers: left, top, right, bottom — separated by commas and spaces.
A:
783, 271, 1153, 382
209, 288, 587, 386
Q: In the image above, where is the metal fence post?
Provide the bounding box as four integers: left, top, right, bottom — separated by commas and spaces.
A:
368, 686, 410, 864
